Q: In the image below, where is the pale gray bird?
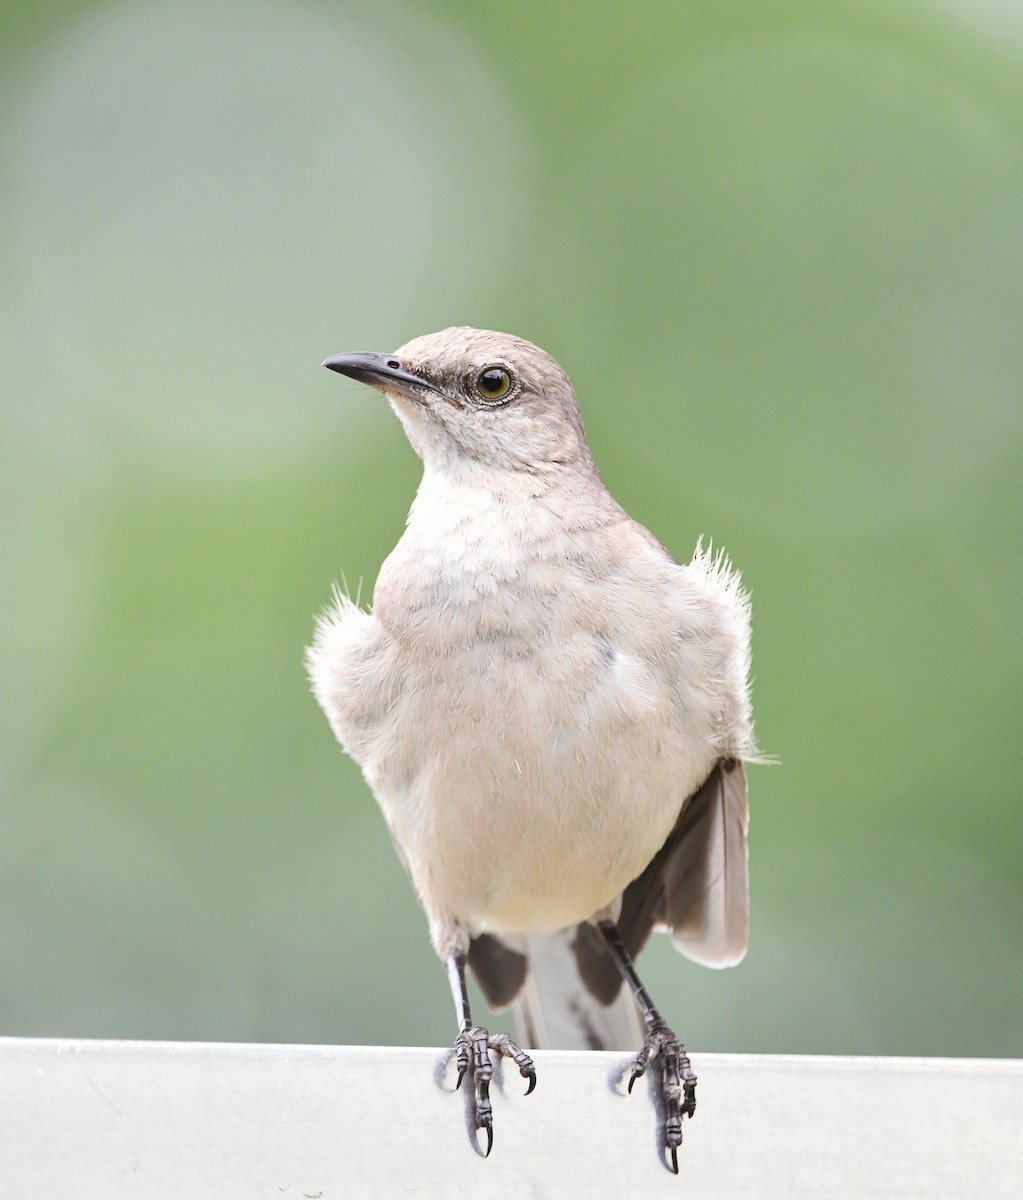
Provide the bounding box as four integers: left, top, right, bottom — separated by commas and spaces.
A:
307, 327, 756, 1171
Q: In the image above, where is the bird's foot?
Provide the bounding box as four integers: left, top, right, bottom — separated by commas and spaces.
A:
454, 1026, 536, 1156
627, 1022, 696, 1174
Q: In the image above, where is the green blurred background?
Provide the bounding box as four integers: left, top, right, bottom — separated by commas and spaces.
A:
2, 0, 1021, 1058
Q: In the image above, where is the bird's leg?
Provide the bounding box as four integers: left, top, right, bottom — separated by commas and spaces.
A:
596, 918, 696, 1174
445, 950, 536, 1156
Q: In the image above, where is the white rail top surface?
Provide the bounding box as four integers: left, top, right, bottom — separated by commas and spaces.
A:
0, 1038, 1020, 1198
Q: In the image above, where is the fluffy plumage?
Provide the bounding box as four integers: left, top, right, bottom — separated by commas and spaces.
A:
307, 327, 756, 1052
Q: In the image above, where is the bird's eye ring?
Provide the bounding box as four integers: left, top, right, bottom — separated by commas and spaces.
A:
474, 367, 513, 404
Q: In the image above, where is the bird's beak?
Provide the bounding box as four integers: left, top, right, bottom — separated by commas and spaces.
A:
321, 351, 432, 402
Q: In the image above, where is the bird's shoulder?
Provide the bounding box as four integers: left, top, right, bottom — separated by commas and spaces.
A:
589, 517, 750, 642
305, 588, 400, 753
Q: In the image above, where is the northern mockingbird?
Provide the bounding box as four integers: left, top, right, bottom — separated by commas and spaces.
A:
307, 327, 755, 1171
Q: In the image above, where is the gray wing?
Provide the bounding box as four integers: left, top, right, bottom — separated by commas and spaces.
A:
663, 758, 750, 967
571, 759, 750, 1004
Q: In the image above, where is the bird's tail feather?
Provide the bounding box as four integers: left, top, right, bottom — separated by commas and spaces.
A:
513, 930, 644, 1051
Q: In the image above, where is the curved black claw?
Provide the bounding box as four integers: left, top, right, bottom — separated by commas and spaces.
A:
627, 1023, 697, 1171
453, 1027, 536, 1157
488, 1031, 537, 1095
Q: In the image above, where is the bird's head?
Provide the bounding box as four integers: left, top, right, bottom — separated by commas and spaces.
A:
323, 327, 591, 477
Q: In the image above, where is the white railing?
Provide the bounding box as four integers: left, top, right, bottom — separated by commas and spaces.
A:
1, 1038, 1020, 1197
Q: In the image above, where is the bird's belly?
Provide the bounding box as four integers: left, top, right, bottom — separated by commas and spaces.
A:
365, 651, 715, 934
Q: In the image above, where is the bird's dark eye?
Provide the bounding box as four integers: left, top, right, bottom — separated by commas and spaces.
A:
475, 367, 512, 403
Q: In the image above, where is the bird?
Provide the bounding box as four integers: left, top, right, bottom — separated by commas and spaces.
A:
306, 327, 756, 1171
